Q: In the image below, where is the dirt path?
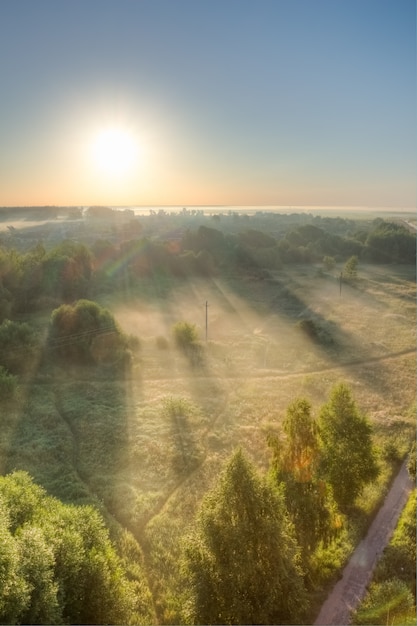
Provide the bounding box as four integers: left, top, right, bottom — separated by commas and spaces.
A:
314, 460, 413, 625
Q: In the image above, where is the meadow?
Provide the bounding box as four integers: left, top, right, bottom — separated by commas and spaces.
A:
0, 208, 415, 623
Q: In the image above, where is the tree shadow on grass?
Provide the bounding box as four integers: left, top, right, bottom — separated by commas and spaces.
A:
220, 269, 412, 402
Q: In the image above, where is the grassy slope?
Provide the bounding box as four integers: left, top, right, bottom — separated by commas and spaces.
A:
1, 262, 415, 622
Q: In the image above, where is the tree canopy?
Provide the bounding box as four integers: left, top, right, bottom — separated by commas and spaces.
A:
0, 471, 137, 625
319, 383, 379, 509
48, 299, 130, 366
183, 449, 307, 624
269, 399, 341, 564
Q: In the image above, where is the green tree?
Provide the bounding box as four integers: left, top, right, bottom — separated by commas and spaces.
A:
0, 471, 139, 625
319, 383, 379, 509
49, 299, 129, 366
183, 449, 307, 624
344, 254, 358, 279
269, 399, 341, 564
41, 241, 92, 301
0, 500, 29, 624
17, 526, 61, 624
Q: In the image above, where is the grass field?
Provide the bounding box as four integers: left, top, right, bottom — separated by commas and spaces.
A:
1, 261, 415, 622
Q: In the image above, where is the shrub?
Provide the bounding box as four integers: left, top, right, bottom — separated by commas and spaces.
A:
407, 442, 416, 481
172, 321, 199, 351
352, 579, 415, 625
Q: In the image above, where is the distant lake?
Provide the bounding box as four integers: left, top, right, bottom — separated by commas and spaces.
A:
106, 205, 415, 218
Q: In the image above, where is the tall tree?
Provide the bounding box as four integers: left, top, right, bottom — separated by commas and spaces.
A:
319, 383, 379, 509
183, 449, 307, 625
269, 399, 341, 564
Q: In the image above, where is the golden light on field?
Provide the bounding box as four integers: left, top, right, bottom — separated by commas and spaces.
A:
90, 126, 140, 179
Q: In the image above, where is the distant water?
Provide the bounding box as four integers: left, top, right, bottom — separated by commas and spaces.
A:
107, 205, 415, 217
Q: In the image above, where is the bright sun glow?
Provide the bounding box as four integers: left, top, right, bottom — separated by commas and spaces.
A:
90, 127, 139, 178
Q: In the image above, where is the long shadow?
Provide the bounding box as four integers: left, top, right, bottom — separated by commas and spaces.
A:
220, 266, 414, 401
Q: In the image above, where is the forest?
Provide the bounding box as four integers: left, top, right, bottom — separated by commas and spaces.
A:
0, 206, 415, 624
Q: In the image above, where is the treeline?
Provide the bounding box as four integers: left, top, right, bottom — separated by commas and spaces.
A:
0, 218, 414, 319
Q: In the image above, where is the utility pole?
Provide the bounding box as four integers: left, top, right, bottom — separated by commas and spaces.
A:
339, 272, 343, 296
205, 300, 209, 342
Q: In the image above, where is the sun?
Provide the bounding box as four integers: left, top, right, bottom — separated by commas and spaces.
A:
90, 127, 139, 178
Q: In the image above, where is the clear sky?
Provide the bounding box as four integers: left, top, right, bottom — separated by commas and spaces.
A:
0, 0, 415, 208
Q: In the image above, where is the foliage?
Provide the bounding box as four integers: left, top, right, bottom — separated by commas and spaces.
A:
365, 221, 416, 263
40, 241, 92, 302
238, 229, 276, 248
344, 254, 358, 279
0, 471, 138, 625
183, 449, 307, 625
319, 383, 379, 509
407, 442, 416, 481
269, 399, 342, 565
352, 579, 415, 625
48, 299, 130, 366
373, 490, 416, 597
0, 319, 39, 374
172, 321, 199, 351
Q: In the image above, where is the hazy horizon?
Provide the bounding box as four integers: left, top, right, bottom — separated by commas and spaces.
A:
1, 203, 415, 214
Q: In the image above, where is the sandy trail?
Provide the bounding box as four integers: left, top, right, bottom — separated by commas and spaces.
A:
313, 460, 413, 625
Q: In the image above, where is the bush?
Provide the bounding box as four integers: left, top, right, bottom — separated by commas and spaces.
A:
407, 442, 416, 481
172, 321, 199, 351
352, 579, 415, 625
373, 491, 416, 597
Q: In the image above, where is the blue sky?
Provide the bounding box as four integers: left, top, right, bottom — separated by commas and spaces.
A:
0, 0, 415, 207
